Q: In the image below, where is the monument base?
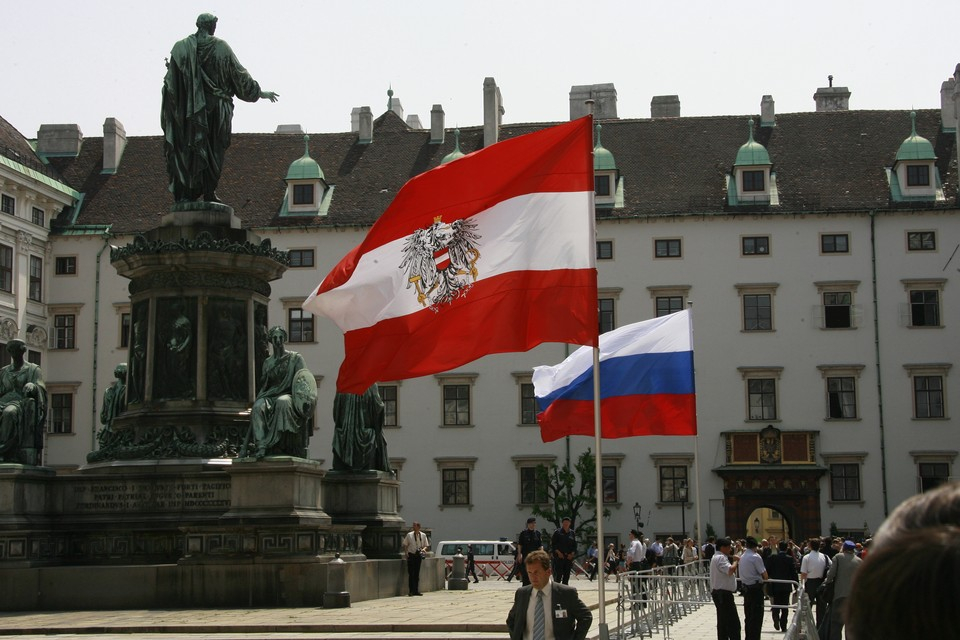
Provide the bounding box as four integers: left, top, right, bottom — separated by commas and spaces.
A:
322, 470, 405, 559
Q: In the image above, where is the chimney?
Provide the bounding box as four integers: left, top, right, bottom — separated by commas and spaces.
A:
405, 114, 423, 129
36, 124, 83, 157
651, 95, 680, 118
941, 75, 957, 133
101, 118, 126, 174
430, 104, 445, 144
358, 106, 373, 144
351, 107, 362, 133
760, 95, 776, 128
569, 84, 618, 120
483, 77, 504, 148
275, 124, 304, 134
813, 75, 851, 112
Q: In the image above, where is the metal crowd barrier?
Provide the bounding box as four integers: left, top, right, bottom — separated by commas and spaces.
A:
612, 562, 808, 640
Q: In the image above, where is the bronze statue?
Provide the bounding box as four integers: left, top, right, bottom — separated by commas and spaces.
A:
161, 12, 279, 203
100, 363, 128, 432
0, 339, 47, 465
244, 327, 316, 459
332, 384, 392, 473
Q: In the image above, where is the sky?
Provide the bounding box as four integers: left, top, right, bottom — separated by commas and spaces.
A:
4, 0, 960, 139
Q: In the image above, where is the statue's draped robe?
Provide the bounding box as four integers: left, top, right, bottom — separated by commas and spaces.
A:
161, 32, 262, 201
332, 385, 391, 472
251, 351, 306, 454
100, 380, 126, 431
0, 362, 46, 460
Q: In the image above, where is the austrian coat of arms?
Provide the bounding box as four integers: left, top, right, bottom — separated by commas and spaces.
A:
399, 216, 482, 310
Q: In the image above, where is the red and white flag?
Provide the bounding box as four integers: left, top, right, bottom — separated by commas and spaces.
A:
304, 116, 599, 393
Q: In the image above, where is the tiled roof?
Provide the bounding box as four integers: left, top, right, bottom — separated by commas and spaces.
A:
0, 115, 63, 182
38, 108, 958, 235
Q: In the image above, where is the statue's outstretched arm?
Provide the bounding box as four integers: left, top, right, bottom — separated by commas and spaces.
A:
260, 91, 279, 103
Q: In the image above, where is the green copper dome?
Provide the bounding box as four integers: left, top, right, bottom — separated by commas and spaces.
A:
286, 135, 324, 180
734, 120, 771, 166
895, 112, 936, 162
441, 129, 466, 165
594, 124, 616, 171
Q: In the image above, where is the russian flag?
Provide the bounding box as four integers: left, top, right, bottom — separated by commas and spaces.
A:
304, 117, 598, 393
533, 310, 697, 442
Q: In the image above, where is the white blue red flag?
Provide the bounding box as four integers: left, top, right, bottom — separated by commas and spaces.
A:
304, 117, 598, 393
532, 310, 697, 442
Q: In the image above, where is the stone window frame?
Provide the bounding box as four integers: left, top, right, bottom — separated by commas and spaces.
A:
512, 454, 556, 507
909, 450, 957, 493
46, 381, 81, 435
815, 280, 860, 330
648, 285, 691, 318
738, 366, 783, 423
601, 453, 625, 506
0, 242, 12, 293
287, 248, 316, 269
650, 453, 694, 506
435, 456, 477, 509
599, 287, 623, 335
821, 452, 867, 505
280, 297, 315, 344
901, 278, 945, 329
741, 235, 771, 257
904, 363, 950, 420
511, 372, 538, 426
379, 381, 401, 428
820, 233, 850, 255
654, 237, 683, 259
48, 304, 83, 350
596, 239, 614, 260
435, 373, 478, 428
735, 283, 778, 332
113, 303, 131, 349
906, 230, 937, 252
817, 364, 865, 421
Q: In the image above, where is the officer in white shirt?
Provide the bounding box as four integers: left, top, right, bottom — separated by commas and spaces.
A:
800, 538, 830, 626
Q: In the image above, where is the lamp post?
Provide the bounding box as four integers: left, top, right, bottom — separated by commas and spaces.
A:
633, 502, 644, 533
678, 480, 688, 538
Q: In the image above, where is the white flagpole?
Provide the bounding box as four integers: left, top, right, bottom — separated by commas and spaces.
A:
592, 345, 607, 633
688, 303, 703, 547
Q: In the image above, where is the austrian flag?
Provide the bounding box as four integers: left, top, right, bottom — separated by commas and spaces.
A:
303, 117, 599, 393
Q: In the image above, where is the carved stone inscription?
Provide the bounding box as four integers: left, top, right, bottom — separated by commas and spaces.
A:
67, 478, 231, 513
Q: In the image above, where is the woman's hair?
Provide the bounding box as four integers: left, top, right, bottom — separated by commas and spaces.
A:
870, 481, 960, 548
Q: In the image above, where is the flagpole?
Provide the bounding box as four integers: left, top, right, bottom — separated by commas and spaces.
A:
592, 344, 608, 635
688, 302, 703, 549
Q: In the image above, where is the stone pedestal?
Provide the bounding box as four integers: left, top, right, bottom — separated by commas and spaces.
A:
322, 471, 405, 558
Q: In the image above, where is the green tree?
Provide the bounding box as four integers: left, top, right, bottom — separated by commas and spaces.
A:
531, 448, 610, 554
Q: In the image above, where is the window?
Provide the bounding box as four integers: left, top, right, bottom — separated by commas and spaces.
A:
656, 296, 684, 317
743, 294, 772, 331
120, 312, 131, 348
28, 256, 42, 301
909, 290, 940, 327
293, 184, 315, 205
599, 298, 615, 334
0, 244, 11, 292
821, 234, 849, 254
906, 165, 930, 187
742, 170, 765, 192
520, 382, 538, 425
31, 207, 44, 227
907, 231, 936, 251
918, 462, 950, 492
49, 393, 73, 434
380, 384, 398, 427
914, 375, 945, 419
443, 384, 471, 425
55, 256, 77, 275
742, 236, 770, 256
288, 249, 315, 268
287, 308, 314, 342
53, 314, 75, 349
830, 463, 861, 501
519, 466, 548, 505
0, 194, 14, 215
748, 379, 777, 420
659, 465, 688, 502
826, 377, 858, 419
655, 238, 682, 258
596, 240, 613, 260
594, 175, 612, 197
442, 468, 470, 505
602, 465, 619, 503
823, 291, 852, 329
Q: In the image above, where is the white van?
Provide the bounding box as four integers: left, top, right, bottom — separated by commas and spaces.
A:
437, 540, 517, 579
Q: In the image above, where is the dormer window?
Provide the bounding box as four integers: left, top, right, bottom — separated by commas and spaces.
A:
728, 120, 776, 206
595, 174, 613, 197
592, 124, 622, 208
742, 170, 765, 192
888, 112, 943, 203
281, 135, 332, 216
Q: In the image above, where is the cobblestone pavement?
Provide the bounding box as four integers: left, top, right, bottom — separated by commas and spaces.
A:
0, 574, 807, 639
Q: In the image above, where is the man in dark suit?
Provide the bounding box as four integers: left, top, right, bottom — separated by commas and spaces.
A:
764, 540, 799, 631
507, 550, 592, 640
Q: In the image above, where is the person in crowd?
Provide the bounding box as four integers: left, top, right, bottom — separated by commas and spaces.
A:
517, 517, 543, 587
800, 538, 830, 626
506, 549, 592, 640
506, 538, 522, 582
466, 544, 480, 583
702, 535, 717, 561
604, 543, 618, 580
709, 537, 741, 640
401, 521, 429, 596
662, 537, 680, 570
585, 542, 599, 581
551, 517, 577, 585
821, 539, 862, 639
845, 482, 960, 640
626, 530, 644, 572
764, 540, 799, 632
681, 538, 699, 565
739, 537, 769, 640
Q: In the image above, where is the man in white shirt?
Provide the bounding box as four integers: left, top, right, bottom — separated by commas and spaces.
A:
739, 537, 769, 640
626, 529, 645, 571
506, 550, 592, 640
401, 521, 429, 596
800, 538, 829, 626
710, 537, 741, 640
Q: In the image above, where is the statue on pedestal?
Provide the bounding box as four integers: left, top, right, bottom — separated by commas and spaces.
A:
332, 384, 392, 473
99, 363, 128, 432
243, 327, 316, 459
161, 12, 279, 203
0, 339, 47, 465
